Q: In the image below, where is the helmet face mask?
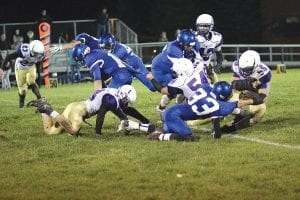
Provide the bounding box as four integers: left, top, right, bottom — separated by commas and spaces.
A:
99, 34, 116, 53
196, 14, 214, 35
29, 40, 45, 56
176, 29, 196, 51
238, 50, 261, 77
72, 44, 90, 66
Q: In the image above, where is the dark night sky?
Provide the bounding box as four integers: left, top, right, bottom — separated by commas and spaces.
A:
0, 0, 262, 43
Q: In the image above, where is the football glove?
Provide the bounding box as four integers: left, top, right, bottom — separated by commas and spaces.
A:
49, 44, 63, 54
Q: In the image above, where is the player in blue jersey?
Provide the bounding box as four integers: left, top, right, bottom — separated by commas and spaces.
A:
150, 29, 201, 112
72, 43, 139, 90
49, 33, 98, 53
148, 81, 249, 141
0, 40, 45, 108
72, 43, 155, 128
99, 33, 156, 91
148, 58, 210, 99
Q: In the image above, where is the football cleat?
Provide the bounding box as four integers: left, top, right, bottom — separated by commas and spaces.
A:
27, 97, 48, 107
147, 124, 156, 134
36, 103, 53, 115
19, 100, 25, 108
147, 129, 163, 140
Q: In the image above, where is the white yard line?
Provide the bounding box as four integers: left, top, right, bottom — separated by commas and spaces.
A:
191, 127, 300, 150
226, 134, 300, 150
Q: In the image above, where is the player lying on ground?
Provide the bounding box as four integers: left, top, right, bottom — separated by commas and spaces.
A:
28, 85, 154, 136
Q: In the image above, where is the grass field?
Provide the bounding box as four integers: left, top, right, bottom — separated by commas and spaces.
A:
0, 69, 300, 200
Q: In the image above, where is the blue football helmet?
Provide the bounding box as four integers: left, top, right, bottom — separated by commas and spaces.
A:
176, 29, 196, 47
212, 81, 232, 101
98, 33, 116, 52
72, 43, 90, 65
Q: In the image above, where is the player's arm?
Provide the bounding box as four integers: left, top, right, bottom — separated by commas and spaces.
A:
50, 40, 81, 54
146, 73, 167, 93
91, 66, 103, 90
214, 50, 223, 74
239, 89, 268, 105
211, 117, 221, 139
95, 104, 108, 135
231, 77, 257, 91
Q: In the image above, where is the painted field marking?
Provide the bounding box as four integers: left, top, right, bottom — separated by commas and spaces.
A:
191, 127, 300, 150
226, 134, 300, 150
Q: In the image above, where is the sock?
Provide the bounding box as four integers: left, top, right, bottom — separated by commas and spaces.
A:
50, 111, 59, 118
160, 95, 171, 108
139, 123, 149, 132
159, 133, 172, 141
29, 83, 41, 99
123, 107, 149, 124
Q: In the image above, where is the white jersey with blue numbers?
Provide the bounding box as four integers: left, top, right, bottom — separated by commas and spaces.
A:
84, 88, 119, 115
15, 44, 44, 70
168, 62, 211, 98
231, 60, 272, 92
196, 31, 223, 66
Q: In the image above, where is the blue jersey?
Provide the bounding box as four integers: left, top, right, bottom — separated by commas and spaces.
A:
163, 84, 237, 136
151, 41, 184, 73
75, 33, 99, 50
151, 40, 201, 87
84, 49, 137, 88
113, 43, 156, 91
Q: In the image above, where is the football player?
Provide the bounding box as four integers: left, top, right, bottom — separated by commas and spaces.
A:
0, 40, 45, 108
151, 29, 201, 112
30, 85, 154, 136
195, 14, 223, 82
99, 33, 156, 92
148, 81, 249, 141
72, 43, 138, 90
74, 43, 155, 128
222, 50, 271, 133
148, 58, 210, 99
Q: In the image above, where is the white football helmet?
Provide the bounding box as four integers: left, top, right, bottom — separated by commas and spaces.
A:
238, 50, 261, 77
196, 14, 214, 35
172, 58, 194, 77
118, 85, 137, 104
29, 40, 45, 56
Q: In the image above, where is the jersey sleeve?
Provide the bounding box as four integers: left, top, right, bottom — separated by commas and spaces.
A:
212, 101, 238, 117
86, 52, 104, 80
